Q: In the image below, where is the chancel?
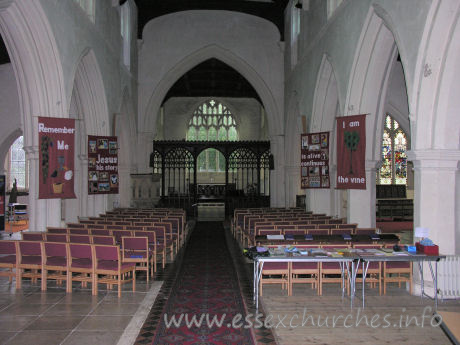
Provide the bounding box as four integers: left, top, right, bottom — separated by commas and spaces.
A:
0, 1, 459, 344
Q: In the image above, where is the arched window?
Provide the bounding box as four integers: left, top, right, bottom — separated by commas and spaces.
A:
4, 136, 28, 190
378, 115, 407, 185
186, 99, 238, 172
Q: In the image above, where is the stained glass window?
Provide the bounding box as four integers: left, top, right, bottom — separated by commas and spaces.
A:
378, 115, 407, 185
187, 99, 238, 172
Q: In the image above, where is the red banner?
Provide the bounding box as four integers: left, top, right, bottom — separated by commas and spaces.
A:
300, 132, 330, 188
88, 135, 118, 195
38, 117, 76, 199
336, 115, 366, 189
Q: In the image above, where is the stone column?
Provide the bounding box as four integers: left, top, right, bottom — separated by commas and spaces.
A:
118, 164, 131, 208
407, 149, 459, 255
24, 145, 61, 231
270, 135, 285, 207
347, 160, 378, 227
78, 154, 88, 218
285, 165, 301, 208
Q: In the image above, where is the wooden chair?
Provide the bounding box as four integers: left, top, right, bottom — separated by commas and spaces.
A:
47, 227, 68, 234
145, 226, 168, 268
259, 260, 289, 296
69, 234, 91, 244
156, 222, 176, 257
92, 235, 116, 245
355, 227, 377, 235
382, 245, 412, 294
67, 223, 86, 229
67, 243, 95, 295
134, 231, 158, 274
290, 245, 320, 295
41, 241, 68, 291
330, 228, 353, 236
69, 228, 90, 235
308, 229, 329, 235
122, 236, 151, 281
16, 241, 43, 289
93, 244, 136, 297
90, 228, 111, 236
0, 240, 17, 282
22, 232, 44, 241
319, 245, 349, 295
112, 230, 132, 245
353, 244, 382, 295
45, 233, 68, 242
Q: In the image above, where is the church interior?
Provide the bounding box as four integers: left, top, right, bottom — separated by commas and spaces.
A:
0, 0, 459, 344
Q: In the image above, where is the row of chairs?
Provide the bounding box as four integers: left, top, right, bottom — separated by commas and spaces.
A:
47, 225, 177, 258
24, 230, 169, 270
259, 244, 412, 297
244, 224, 360, 246
0, 239, 144, 297
66, 220, 183, 247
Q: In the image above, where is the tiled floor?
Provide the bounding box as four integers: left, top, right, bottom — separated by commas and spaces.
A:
0, 230, 164, 345
2, 227, 459, 345
0, 272, 162, 345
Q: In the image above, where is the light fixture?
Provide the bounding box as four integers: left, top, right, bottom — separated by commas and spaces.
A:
295, 0, 302, 9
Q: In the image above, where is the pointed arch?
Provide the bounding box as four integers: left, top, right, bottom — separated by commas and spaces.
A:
344, 6, 404, 227
142, 44, 281, 138
73, 49, 110, 138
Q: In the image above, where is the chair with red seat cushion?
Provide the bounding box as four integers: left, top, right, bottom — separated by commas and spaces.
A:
47, 227, 68, 234
69, 234, 91, 244
290, 245, 320, 295
134, 231, 157, 274
259, 261, 289, 297
17, 241, 43, 289
353, 244, 383, 295
122, 236, 151, 281
0, 240, 18, 282
41, 242, 68, 291
319, 245, 350, 295
67, 243, 95, 294
21, 232, 44, 241
94, 244, 136, 297
92, 235, 116, 245
383, 260, 412, 294
45, 233, 68, 243
145, 226, 167, 268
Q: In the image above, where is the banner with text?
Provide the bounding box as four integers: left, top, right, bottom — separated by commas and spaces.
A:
300, 132, 330, 188
88, 135, 118, 194
336, 114, 366, 189
38, 117, 76, 199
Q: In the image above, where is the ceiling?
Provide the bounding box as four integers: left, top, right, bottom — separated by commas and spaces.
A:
133, 0, 290, 40
164, 58, 261, 103
0, 0, 291, 103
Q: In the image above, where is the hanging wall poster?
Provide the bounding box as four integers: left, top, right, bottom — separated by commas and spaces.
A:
38, 117, 76, 199
0, 175, 5, 230
336, 114, 366, 189
300, 132, 330, 189
88, 135, 118, 194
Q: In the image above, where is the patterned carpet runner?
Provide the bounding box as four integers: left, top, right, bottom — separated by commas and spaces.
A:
149, 221, 255, 345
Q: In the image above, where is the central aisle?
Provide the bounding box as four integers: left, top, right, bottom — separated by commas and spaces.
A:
143, 221, 256, 345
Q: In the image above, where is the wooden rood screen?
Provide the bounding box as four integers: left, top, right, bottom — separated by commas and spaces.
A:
150, 140, 271, 216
